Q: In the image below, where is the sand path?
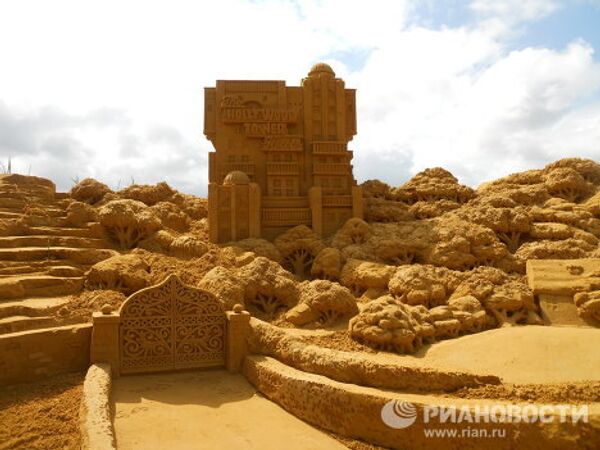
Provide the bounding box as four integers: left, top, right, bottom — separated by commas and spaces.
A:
411, 325, 600, 384
113, 370, 347, 450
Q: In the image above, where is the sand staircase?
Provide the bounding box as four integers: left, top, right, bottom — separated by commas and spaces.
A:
0, 174, 116, 334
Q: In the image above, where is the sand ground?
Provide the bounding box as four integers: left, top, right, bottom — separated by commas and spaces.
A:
303, 324, 600, 384
411, 325, 600, 384
113, 369, 348, 450
0, 372, 83, 450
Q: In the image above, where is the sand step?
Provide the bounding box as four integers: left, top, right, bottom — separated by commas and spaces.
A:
0, 315, 62, 334
0, 211, 23, 219
0, 260, 91, 276
0, 275, 85, 300
0, 184, 55, 195
0, 235, 107, 249
12, 215, 68, 227
27, 225, 100, 238
0, 247, 116, 264
0, 296, 71, 319
0, 206, 66, 216
0, 265, 85, 278
0, 198, 26, 208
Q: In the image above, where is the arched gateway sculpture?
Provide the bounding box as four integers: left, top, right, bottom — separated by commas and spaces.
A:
119, 274, 226, 374
89, 274, 250, 375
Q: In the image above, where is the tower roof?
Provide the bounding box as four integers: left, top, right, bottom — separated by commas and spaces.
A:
308, 62, 335, 78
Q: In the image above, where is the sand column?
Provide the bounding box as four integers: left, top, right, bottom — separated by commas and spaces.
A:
225, 307, 251, 373
90, 312, 121, 376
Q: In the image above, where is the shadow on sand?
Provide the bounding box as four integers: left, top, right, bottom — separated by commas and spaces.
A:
112, 368, 255, 408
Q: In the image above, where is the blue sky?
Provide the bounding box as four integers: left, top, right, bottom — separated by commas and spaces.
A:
0, 0, 599, 195
519, 2, 600, 54
335, 1, 600, 72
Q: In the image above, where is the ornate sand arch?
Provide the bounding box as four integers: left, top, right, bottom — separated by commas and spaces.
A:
119, 275, 225, 374
90, 274, 250, 375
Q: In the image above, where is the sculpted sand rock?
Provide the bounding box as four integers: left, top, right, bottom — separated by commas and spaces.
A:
198, 266, 245, 310
64, 201, 98, 228
236, 256, 299, 318
339, 258, 396, 298
349, 295, 434, 353
335, 218, 509, 271
451, 204, 532, 253
225, 238, 282, 263
361, 179, 414, 223
285, 279, 358, 327
98, 199, 161, 249
311, 247, 343, 281
389, 264, 460, 308
137, 229, 176, 253
331, 218, 372, 248
70, 178, 112, 204
274, 225, 324, 278
118, 181, 177, 206
85, 254, 150, 295
395, 167, 475, 204
150, 201, 191, 232
544, 167, 592, 202
451, 267, 542, 327
574, 290, 600, 323
169, 235, 208, 259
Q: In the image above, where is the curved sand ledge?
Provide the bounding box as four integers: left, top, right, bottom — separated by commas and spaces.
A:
244, 355, 600, 450
251, 320, 600, 390
249, 318, 501, 392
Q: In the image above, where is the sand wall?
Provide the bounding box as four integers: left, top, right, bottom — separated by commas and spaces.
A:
248, 319, 500, 391
79, 363, 116, 450
0, 324, 92, 385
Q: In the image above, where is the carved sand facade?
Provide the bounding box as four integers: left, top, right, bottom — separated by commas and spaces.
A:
90, 274, 250, 375
204, 63, 363, 242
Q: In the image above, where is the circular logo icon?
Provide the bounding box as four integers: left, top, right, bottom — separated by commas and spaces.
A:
381, 400, 417, 429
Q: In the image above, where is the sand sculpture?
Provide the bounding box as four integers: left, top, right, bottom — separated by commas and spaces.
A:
1, 67, 600, 449
204, 63, 363, 243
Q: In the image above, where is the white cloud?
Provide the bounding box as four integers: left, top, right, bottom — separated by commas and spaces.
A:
0, 0, 599, 195
469, 0, 560, 22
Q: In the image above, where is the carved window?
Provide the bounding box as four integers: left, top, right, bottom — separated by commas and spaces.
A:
269, 177, 282, 197
241, 155, 250, 163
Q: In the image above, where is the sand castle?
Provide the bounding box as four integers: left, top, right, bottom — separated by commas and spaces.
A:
205, 63, 363, 242
0, 65, 599, 450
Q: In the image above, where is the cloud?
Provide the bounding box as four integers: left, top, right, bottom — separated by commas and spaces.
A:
0, 0, 599, 196
469, 0, 560, 22
0, 102, 206, 193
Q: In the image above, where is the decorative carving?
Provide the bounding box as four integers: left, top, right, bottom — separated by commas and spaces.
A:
205, 63, 363, 242
119, 274, 226, 374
